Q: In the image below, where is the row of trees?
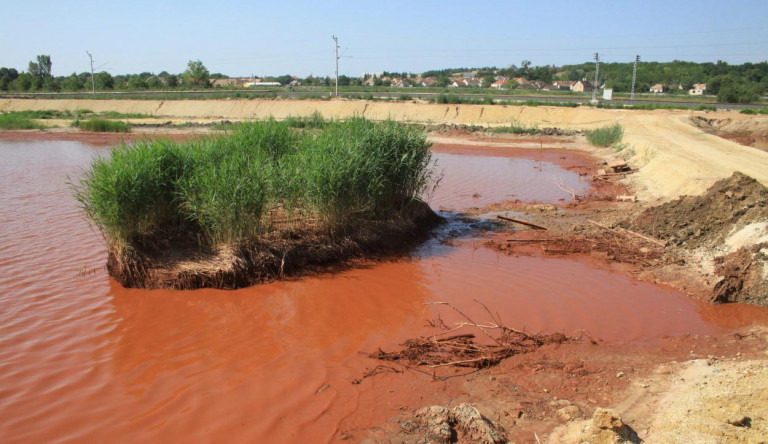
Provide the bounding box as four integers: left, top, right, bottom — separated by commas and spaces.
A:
0, 57, 212, 92
2, 55, 766, 102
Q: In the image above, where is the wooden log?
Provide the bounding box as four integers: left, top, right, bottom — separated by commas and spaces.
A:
497, 215, 548, 230
617, 227, 666, 247
587, 220, 665, 247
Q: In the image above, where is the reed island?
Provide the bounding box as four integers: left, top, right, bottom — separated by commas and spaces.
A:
73, 117, 440, 289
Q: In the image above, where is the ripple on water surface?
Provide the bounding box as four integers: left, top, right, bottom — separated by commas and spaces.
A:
1, 140, 767, 443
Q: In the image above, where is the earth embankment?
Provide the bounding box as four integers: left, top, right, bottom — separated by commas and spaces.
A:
3, 98, 768, 202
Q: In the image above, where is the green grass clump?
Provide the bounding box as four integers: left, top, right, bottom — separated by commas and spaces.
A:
75, 119, 131, 132
73, 118, 435, 250
284, 111, 327, 129
0, 112, 46, 129
520, 100, 579, 107
740, 108, 768, 115
491, 120, 539, 135
433, 94, 468, 104
97, 111, 153, 119
585, 123, 624, 147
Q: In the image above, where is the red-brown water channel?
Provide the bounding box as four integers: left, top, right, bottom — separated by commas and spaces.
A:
1, 139, 767, 443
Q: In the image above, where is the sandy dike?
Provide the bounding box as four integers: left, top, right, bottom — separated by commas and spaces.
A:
4, 98, 768, 203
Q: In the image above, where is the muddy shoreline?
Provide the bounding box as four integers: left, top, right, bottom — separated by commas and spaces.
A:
109, 201, 442, 290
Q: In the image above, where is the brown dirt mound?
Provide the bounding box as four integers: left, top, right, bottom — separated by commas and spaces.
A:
107, 201, 442, 289
627, 172, 768, 305
628, 172, 768, 249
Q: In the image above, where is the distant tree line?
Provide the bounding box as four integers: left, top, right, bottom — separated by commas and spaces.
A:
2, 55, 766, 103
558, 59, 767, 102
0, 57, 218, 92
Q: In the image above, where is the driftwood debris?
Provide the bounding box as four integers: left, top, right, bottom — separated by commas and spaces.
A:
588, 219, 665, 247
497, 215, 548, 230
359, 300, 569, 381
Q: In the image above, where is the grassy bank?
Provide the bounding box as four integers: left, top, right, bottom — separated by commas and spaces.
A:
74, 118, 131, 132
0, 112, 45, 130
73, 118, 436, 252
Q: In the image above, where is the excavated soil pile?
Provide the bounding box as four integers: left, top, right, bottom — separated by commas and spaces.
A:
627, 172, 768, 305
108, 201, 441, 290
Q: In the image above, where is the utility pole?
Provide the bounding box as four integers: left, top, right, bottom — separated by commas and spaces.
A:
591, 52, 600, 103
86, 51, 95, 94
332, 35, 339, 97
630, 55, 640, 101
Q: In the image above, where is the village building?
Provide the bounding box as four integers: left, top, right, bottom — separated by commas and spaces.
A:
571, 79, 593, 92
420, 77, 436, 87
552, 80, 576, 90
689, 83, 707, 95
210, 77, 257, 88
490, 79, 508, 89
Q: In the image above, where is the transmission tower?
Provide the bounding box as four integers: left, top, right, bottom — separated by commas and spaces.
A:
630, 55, 640, 101
591, 53, 600, 103
333, 35, 339, 97
86, 51, 95, 94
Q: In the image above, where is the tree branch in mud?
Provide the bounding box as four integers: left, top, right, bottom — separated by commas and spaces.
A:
357, 300, 570, 382
553, 175, 579, 201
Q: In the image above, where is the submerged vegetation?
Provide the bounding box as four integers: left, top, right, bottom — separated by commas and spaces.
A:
585, 123, 624, 147
73, 117, 436, 252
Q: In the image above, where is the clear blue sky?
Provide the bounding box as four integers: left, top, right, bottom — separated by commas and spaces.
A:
2, 0, 766, 77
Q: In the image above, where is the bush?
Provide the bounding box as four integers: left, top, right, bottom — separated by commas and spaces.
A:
75, 119, 131, 132
740, 108, 768, 115
284, 111, 327, 129
491, 120, 539, 135
585, 124, 624, 147
73, 118, 436, 249
0, 112, 45, 130
717, 81, 760, 104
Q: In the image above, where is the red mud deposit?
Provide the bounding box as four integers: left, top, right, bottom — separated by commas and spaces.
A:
2, 139, 768, 443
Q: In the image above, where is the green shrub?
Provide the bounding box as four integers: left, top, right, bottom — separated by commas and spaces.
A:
434, 93, 465, 104
73, 139, 189, 248
75, 118, 131, 132
0, 113, 45, 130
73, 118, 435, 249
491, 120, 539, 135
717, 82, 761, 103
740, 108, 768, 115
585, 124, 624, 147
284, 111, 327, 129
